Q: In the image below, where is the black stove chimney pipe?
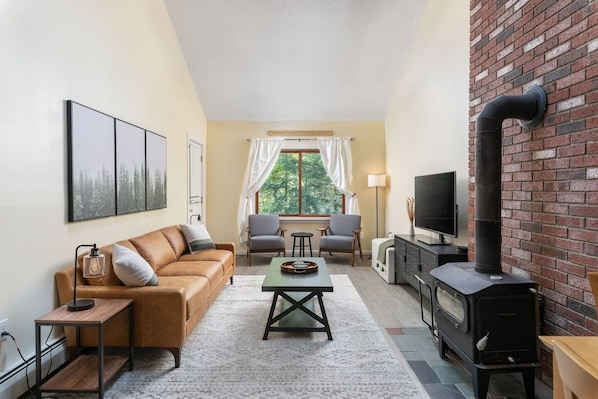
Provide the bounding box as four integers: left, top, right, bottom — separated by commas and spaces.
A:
475, 86, 547, 274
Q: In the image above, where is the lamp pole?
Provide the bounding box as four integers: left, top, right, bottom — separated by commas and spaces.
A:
368, 174, 387, 238
375, 185, 380, 238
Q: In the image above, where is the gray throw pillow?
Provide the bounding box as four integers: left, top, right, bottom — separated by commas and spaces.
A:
112, 243, 159, 286
180, 224, 216, 253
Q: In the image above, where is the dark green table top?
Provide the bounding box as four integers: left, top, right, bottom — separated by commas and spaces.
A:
262, 257, 333, 292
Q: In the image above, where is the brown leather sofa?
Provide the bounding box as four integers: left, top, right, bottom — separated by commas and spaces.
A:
55, 225, 235, 368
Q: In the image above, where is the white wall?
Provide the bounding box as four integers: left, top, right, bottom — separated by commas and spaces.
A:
385, 0, 470, 245
0, 1, 204, 396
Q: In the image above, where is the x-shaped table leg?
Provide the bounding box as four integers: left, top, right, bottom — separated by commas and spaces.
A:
263, 291, 332, 340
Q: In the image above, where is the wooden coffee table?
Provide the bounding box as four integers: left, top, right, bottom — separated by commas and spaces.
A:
262, 257, 333, 340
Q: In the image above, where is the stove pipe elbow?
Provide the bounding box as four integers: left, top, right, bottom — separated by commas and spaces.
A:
475, 86, 547, 274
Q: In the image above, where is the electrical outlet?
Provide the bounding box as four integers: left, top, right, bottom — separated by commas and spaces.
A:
0, 318, 7, 341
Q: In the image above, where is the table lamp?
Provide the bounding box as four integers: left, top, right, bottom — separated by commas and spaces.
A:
67, 244, 105, 311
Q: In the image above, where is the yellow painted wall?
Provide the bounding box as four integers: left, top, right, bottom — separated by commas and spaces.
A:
0, 1, 204, 396
206, 121, 386, 251
385, 0, 470, 245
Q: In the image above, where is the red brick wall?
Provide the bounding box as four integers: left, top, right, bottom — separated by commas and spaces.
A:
469, 0, 598, 384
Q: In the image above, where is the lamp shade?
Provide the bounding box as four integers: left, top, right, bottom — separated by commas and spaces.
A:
68, 243, 105, 311
82, 247, 105, 278
368, 174, 387, 188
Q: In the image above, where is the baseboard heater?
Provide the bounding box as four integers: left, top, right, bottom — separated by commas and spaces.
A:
0, 336, 66, 386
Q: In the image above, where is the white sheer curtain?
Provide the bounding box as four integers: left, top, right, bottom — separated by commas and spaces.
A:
237, 138, 284, 245
317, 137, 361, 216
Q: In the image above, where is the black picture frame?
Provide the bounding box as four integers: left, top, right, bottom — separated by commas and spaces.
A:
145, 131, 167, 210
67, 101, 116, 222
116, 119, 146, 215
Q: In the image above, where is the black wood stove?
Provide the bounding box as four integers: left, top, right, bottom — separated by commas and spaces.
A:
429, 86, 547, 399
430, 263, 539, 399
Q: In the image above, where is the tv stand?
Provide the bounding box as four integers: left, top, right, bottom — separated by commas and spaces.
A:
417, 233, 449, 246
393, 235, 467, 298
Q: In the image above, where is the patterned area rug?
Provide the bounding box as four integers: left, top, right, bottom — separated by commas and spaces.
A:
70, 275, 425, 398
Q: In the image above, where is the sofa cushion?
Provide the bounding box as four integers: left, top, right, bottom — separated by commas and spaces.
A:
179, 249, 234, 271
157, 276, 211, 319
130, 231, 177, 271
178, 250, 234, 283
180, 224, 216, 253
157, 260, 223, 289
160, 225, 188, 258
112, 243, 159, 286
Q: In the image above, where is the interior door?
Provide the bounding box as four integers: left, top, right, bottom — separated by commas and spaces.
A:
188, 138, 203, 224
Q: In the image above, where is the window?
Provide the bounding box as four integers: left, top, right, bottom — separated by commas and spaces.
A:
257, 150, 344, 216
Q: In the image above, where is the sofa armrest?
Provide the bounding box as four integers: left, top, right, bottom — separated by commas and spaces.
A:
56, 266, 186, 347
214, 242, 235, 255
58, 282, 187, 349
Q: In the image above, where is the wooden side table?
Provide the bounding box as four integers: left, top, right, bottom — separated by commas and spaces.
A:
35, 298, 134, 399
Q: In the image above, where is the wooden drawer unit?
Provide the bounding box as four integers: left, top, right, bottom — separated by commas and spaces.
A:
418, 249, 438, 289
405, 242, 420, 289
393, 237, 407, 283
394, 235, 467, 298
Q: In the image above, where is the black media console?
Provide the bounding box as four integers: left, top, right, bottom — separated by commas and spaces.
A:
393, 234, 468, 298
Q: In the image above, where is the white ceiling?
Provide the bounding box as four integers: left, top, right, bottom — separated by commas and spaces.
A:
164, 0, 427, 121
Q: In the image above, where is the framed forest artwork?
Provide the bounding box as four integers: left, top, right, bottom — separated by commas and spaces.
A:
145, 131, 167, 210
116, 120, 146, 215
66, 100, 167, 221
67, 101, 116, 222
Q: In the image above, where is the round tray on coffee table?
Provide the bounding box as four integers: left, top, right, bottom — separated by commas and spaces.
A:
281, 260, 319, 274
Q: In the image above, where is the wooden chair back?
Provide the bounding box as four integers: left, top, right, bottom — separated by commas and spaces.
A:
553, 339, 598, 399
588, 272, 598, 315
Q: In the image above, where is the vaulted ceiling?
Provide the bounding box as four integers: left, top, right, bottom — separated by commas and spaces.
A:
164, 0, 427, 121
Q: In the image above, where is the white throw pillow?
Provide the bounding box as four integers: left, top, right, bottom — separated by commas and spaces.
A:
180, 224, 216, 253
112, 243, 159, 286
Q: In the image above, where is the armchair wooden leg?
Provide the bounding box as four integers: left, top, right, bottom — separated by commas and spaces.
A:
357, 237, 363, 259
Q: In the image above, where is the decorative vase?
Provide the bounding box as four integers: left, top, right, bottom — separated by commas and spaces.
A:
406, 197, 415, 236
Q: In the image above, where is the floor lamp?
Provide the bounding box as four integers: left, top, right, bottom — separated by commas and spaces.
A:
368, 174, 387, 238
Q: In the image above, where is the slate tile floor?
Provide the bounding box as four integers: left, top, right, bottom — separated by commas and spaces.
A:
387, 327, 553, 399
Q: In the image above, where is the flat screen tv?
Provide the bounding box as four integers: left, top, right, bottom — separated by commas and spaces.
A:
414, 171, 458, 245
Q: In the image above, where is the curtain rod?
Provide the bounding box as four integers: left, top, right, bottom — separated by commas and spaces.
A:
246, 137, 355, 142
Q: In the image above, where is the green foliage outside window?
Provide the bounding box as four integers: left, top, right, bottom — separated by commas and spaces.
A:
258, 151, 343, 216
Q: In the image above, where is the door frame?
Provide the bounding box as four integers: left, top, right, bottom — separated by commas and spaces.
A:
188, 136, 204, 224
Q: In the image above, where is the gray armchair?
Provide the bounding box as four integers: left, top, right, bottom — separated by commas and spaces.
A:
318, 214, 363, 266
246, 214, 286, 265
